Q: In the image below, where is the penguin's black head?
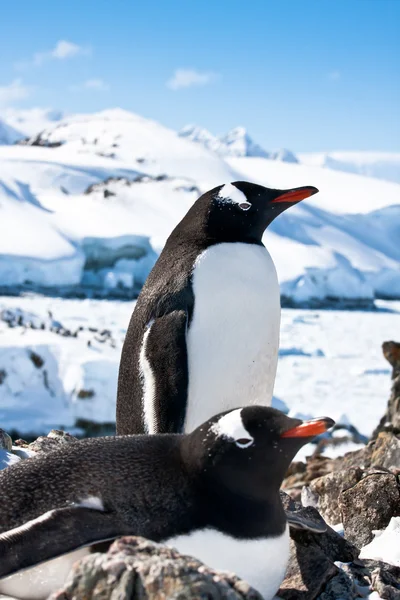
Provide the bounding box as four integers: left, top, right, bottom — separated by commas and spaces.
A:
184, 406, 334, 502
182, 181, 318, 244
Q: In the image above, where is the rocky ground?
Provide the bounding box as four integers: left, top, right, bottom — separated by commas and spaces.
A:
1, 341, 399, 599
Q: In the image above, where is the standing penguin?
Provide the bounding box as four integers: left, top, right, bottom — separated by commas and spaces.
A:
117, 181, 318, 435
0, 406, 333, 600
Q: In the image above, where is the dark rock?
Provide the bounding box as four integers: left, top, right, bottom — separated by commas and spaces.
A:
0, 369, 7, 385
316, 569, 356, 600
369, 561, 400, 599
279, 538, 338, 600
76, 389, 95, 399
278, 492, 358, 599
51, 536, 263, 600
29, 350, 44, 369
339, 472, 400, 546
281, 491, 358, 562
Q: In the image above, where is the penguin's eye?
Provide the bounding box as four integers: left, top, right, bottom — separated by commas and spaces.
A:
239, 202, 252, 211
235, 438, 254, 449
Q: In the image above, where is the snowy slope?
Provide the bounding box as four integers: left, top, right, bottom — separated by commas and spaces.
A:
22, 109, 237, 186
299, 151, 400, 185
0, 145, 203, 290
0, 108, 399, 304
1, 107, 64, 138
0, 119, 24, 145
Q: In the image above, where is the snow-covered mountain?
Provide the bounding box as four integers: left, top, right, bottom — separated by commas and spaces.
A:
0, 119, 24, 145
0, 107, 399, 306
299, 151, 400, 185
21, 109, 235, 185
1, 107, 64, 138
179, 124, 299, 163
218, 126, 270, 158
270, 148, 299, 163
178, 124, 221, 152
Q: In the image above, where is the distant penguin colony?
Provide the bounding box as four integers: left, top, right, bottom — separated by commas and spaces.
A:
0, 407, 334, 600
117, 181, 319, 435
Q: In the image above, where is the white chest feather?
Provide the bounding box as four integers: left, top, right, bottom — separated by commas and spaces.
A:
165, 525, 289, 600
185, 242, 280, 433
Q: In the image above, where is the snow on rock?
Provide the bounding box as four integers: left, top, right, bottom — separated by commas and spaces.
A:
360, 517, 400, 567
0, 119, 24, 145
0, 317, 119, 434
299, 151, 400, 185
0, 449, 20, 470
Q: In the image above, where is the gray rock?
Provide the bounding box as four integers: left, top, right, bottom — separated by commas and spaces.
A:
50, 536, 263, 600
371, 432, 400, 472
372, 341, 400, 438
307, 468, 363, 526
339, 472, 400, 547
0, 429, 12, 451
29, 430, 78, 454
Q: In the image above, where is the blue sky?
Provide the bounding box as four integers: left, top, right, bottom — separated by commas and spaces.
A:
0, 0, 399, 152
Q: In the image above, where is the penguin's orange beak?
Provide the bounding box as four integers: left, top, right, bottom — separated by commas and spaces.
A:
281, 417, 335, 438
272, 186, 319, 204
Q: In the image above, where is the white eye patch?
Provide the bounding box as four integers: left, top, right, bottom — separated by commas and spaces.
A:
211, 408, 254, 449
235, 437, 254, 449
217, 183, 252, 211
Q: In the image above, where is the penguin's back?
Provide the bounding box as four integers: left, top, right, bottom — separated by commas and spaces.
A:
185, 242, 280, 432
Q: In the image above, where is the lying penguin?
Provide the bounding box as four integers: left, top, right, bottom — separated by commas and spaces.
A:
117, 181, 319, 436
0, 406, 334, 600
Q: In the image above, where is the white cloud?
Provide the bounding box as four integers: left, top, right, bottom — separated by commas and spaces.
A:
84, 79, 109, 91
16, 40, 91, 69
328, 70, 341, 81
167, 69, 218, 90
0, 79, 31, 107
69, 79, 109, 92
51, 40, 83, 60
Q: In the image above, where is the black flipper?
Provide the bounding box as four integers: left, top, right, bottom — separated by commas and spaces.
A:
144, 310, 189, 433
0, 506, 130, 579
286, 510, 327, 533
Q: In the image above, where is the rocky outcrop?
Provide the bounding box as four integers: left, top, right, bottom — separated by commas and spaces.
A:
50, 536, 263, 600
373, 341, 400, 437
339, 472, 400, 547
